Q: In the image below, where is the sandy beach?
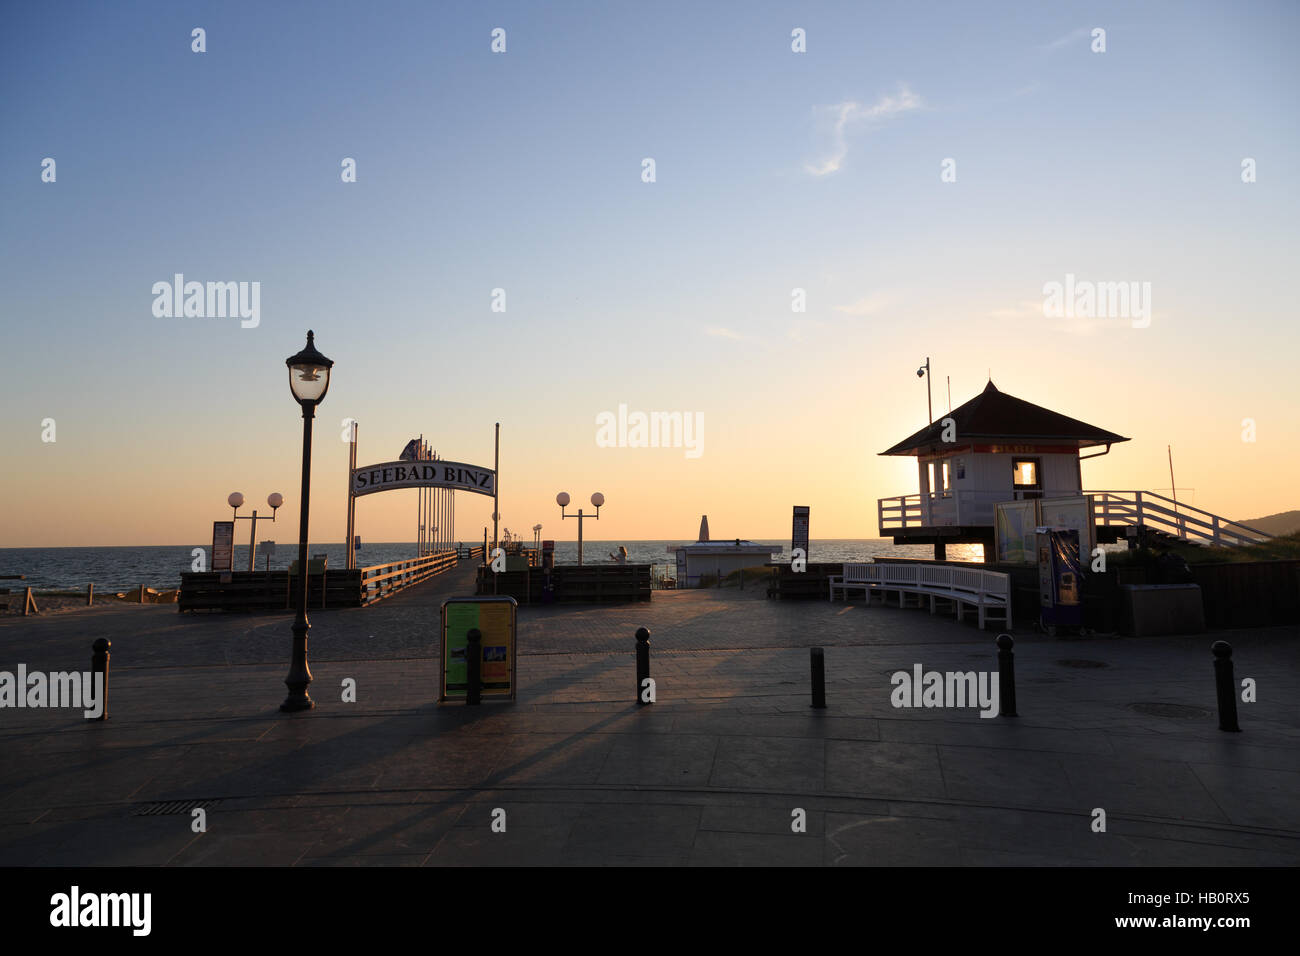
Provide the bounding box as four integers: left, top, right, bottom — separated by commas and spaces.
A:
1, 589, 177, 617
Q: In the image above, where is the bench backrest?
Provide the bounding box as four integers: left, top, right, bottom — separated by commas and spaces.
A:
841, 562, 1009, 600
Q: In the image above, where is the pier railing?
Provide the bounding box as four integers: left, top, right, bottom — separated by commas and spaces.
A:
878, 488, 1271, 548
361, 550, 458, 605
1086, 490, 1270, 548
879, 491, 1017, 530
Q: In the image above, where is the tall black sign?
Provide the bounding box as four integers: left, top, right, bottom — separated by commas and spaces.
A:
792, 506, 810, 557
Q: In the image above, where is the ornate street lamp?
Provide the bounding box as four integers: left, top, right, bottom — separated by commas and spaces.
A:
229, 492, 283, 571
282, 330, 333, 712
557, 491, 604, 565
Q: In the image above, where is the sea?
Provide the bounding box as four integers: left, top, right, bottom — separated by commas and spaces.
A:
0, 539, 984, 592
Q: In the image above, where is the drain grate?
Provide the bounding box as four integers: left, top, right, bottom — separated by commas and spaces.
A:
1057, 659, 1109, 668
131, 798, 221, 817
1127, 702, 1212, 720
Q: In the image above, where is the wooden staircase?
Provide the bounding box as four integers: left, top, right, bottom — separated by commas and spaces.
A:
1088, 490, 1271, 548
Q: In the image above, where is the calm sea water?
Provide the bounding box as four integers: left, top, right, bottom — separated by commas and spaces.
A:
0, 539, 984, 591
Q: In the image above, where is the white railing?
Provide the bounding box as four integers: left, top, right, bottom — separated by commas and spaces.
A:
1085, 490, 1270, 548
829, 561, 1011, 629
879, 490, 1034, 530
878, 487, 1271, 549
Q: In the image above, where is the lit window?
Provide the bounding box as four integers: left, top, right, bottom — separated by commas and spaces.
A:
1013, 459, 1038, 487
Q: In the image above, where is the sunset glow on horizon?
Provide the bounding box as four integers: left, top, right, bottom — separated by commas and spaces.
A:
2, 1, 1297, 548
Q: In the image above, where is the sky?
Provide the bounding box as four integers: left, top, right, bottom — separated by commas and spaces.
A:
1, 0, 1297, 547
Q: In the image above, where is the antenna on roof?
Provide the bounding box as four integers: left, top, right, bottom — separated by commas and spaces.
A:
1168, 445, 1180, 519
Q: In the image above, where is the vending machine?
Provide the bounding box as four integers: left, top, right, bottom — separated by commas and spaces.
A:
1036, 527, 1083, 634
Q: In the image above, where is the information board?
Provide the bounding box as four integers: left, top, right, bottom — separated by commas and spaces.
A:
211, 521, 235, 572
440, 596, 517, 701
791, 505, 810, 556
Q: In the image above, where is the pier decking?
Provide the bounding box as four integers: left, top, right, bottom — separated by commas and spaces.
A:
1, 586, 1295, 866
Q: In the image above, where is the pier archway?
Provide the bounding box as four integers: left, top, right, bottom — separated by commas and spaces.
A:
343, 424, 498, 569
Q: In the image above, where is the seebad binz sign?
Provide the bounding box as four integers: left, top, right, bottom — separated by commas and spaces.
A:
351, 460, 496, 498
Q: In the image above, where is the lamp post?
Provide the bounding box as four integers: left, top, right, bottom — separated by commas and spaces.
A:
533, 523, 542, 552
282, 330, 333, 713
916, 357, 932, 423
557, 492, 604, 565
229, 492, 283, 571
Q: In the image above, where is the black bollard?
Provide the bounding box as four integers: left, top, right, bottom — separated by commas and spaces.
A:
635, 627, 651, 705
996, 634, 1017, 718
1212, 641, 1241, 732
91, 638, 110, 721
466, 628, 482, 705
810, 647, 826, 709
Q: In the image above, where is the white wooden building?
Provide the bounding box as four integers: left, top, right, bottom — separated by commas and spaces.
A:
877, 382, 1128, 558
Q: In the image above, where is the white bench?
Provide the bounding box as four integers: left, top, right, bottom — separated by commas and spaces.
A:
828, 563, 879, 602
829, 561, 1012, 630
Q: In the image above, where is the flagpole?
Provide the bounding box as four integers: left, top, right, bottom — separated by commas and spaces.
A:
493, 423, 500, 554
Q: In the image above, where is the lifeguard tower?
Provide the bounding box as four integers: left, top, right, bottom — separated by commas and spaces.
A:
877, 382, 1128, 559
877, 381, 1269, 560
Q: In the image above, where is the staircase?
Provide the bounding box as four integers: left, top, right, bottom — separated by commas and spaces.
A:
1087, 490, 1271, 548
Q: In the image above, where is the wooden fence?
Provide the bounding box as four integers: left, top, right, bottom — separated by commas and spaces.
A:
180, 569, 363, 612
476, 564, 651, 604
765, 562, 843, 599
362, 551, 458, 605
179, 550, 462, 612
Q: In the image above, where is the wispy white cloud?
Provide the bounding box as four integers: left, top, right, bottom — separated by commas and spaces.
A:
805, 85, 923, 176
989, 299, 1160, 337
834, 291, 898, 316
703, 326, 745, 340
1041, 27, 1090, 53
787, 318, 829, 342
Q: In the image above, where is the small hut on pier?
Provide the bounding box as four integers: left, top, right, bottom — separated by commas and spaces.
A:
877, 382, 1129, 559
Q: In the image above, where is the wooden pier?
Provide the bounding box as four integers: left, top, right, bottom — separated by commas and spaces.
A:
179, 551, 464, 612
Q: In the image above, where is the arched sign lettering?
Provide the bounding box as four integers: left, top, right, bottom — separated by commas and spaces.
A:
351, 459, 496, 498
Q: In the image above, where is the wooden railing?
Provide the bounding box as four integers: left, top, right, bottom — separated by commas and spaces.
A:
457, 545, 485, 561
878, 491, 1014, 530
361, 550, 458, 605
476, 564, 652, 604
879, 488, 1272, 549
180, 569, 363, 612
1087, 490, 1271, 548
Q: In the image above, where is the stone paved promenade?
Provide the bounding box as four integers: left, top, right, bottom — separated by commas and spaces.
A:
1, 563, 1296, 866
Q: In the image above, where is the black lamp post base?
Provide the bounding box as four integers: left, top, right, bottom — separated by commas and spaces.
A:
279, 694, 315, 712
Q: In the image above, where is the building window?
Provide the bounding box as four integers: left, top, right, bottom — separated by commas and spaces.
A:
1013, 458, 1041, 498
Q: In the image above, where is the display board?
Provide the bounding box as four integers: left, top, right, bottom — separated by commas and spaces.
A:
1039, 495, 1095, 557
791, 505, 810, 557
994, 501, 1038, 564
211, 521, 235, 572
440, 596, 517, 701
996, 495, 1095, 564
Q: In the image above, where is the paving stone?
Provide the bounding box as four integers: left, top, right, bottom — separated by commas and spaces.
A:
0, 575, 1296, 865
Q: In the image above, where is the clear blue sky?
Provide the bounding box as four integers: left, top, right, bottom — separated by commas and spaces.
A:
2, 1, 1297, 545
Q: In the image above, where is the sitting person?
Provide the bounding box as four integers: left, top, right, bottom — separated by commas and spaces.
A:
608, 546, 628, 564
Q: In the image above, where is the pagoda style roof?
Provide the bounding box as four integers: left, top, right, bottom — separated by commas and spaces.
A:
879, 381, 1129, 456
